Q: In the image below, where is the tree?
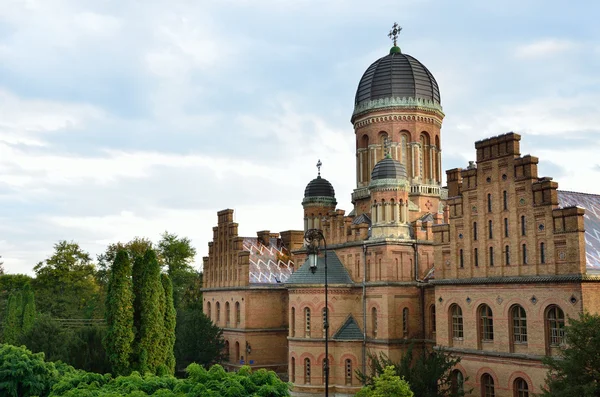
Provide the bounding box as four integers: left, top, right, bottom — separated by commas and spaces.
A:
542, 312, 600, 397
357, 344, 467, 397
161, 273, 177, 375
134, 249, 165, 374
97, 237, 153, 288
20, 313, 73, 363
157, 232, 197, 307
104, 250, 135, 375
356, 365, 414, 397
175, 305, 227, 369
0, 255, 4, 275
21, 283, 36, 335
2, 290, 22, 344
33, 241, 101, 319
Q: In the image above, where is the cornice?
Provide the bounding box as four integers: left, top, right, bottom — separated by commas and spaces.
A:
432, 273, 600, 286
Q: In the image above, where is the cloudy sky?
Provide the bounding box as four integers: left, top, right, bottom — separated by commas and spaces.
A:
1, 0, 599, 274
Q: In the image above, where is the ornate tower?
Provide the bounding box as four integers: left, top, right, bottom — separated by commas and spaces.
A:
351, 24, 445, 218
302, 160, 337, 232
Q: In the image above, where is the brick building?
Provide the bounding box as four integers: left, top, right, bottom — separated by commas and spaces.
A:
201, 32, 600, 397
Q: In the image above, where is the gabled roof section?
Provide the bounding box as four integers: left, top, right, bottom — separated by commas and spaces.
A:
333, 315, 363, 340
558, 191, 600, 269
244, 237, 295, 284
352, 213, 371, 226
285, 251, 353, 285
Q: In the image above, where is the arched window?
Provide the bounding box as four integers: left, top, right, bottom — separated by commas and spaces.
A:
345, 359, 353, 385
488, 220, 493, 239
473, 222, 478, 240
504, 217, 509, 237
479, 304, 494, 341
459, 249, 464, 268
291, 307, 296, 337
450, 370, 464, 395
522, 244, 528, 265
521, 215, 526, 236
487, 193, 492, 212
430, 305, 436, 337
505, 245, 510, 265
401, 134, 407, 164
372, 307, 378, 338
305, 307, 311, 338
511, 305, 527, 343
216, 302, 221, 324
236, 301, 241, 325
474, 248, 479, 267
402, 307, 409, 337
304, 358, 311, 384
290, 357, 296, 383
503, 190, 508, 210
482, 373, 495, 397
450, 304, 463, 339
489, 246, 494, 267
514, 377, 529, 397
547, 305, 565, 347
225, 302, 230, 326
207, 302, 211, 319
235, 341, 240, 362
224, 340, 230, 360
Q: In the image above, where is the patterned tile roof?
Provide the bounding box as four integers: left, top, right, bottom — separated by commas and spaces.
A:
557, 191, 600, 269
243, 237, 295, 284
285, 251, 353, 285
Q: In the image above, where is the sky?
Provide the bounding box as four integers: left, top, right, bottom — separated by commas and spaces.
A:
1, 0, 600, 275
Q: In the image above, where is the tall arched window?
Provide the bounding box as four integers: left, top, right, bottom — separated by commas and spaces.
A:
514, 377, 529, 397
522, 244, 528, 265
450, 370, 464, 395
207, 302, 212, 320
473, 222, 478, 240
521, 215, 526, 236
345, 359, 353, 385
459, 249, 464, 268
489, 246, 494, 267
235, 341, 240, 362
479, 304, 494, 341
225, 302, 230, 326
224, 340, 230, 360
504, 217, 509, 237
372, 307, 378, 338
235, 301, 241, 325
482, 373, 495, 397
474, 248, 479, 267
487, 193, 492, 212
290, 357, 296, 383
402, 307, 409, 337
505, 245, 510, 265
511, 305, 527, 343
450, 304, 463, 339
304, 358, 311, 384
540, 242, 546, 264
503, 190, 508, 210
304, 308, 311, 338
430, 305, 436, 338
547, 305, 565, 347
489, 220, 493, 239
291, 307, 296, 337
401, 134, 407, 164
216, 302, 221, 324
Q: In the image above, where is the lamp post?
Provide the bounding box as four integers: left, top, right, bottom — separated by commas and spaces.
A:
304, 228, 328, 397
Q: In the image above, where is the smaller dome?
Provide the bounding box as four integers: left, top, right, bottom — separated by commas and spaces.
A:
304, 176, 336, 198
371, 157, 408, 181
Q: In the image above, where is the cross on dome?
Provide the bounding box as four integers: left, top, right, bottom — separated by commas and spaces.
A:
316, 159, 322, 176
388, 22, 402, 47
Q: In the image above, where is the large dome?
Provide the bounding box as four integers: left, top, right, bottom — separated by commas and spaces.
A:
304, 176, 335, 199
371, 157, 408, 181
354, 47, 441, 109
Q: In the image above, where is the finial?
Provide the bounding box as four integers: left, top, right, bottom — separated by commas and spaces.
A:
383, 137, 392, 158
316, 159, 322, 176
388, 22, 402, 47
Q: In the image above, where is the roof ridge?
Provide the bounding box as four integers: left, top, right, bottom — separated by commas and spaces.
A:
558, 190, 600, 198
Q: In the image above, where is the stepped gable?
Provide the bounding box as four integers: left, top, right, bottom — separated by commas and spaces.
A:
285, 251, 353, 285
244, 237, 295, 284
557, 191, 600, 269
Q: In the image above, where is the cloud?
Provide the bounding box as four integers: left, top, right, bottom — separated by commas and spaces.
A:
514, 39, 577, 59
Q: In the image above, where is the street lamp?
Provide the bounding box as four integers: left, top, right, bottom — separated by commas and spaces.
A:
304, 228, 328, 397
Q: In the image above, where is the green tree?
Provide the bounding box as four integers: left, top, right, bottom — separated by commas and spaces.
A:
20, 313, 73, 363
161, 273, 177, 375
356, 365, 414, 397
542, 312, 600, 397
357, 344, 466, 397
104, 250, 135, 375
0, 274, 33, 318
175, 305, 226, 369
21, 283, 36, 335
157, 232, 197, 307
33, 241, 102, 319
3, 291, 22, 344
97, 237, 153, 288
134, 249, 165, 374
0, 255, 4, 275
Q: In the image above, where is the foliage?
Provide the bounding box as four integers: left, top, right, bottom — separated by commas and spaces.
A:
161, 274, 176, 375
97, 238, 153, 288
134, 249, 165, 374
355, 366, 414, 397
21, 283, 36, 335
357, 344, 466, 397
0, 274, 32, 328
542, 312, 600, 397
33, 241, 102, 319
2, 291, 22, 344
105, 250, 135, 375
0, 255, 4, 275
156, 232, 198, 310
0, 343, 75, 397
68, 326, 111, 374
175, 305, 226, 370
20, 313, 73, 363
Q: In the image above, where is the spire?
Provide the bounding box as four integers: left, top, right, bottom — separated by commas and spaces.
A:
388, 22, 402, 54
316, 159, 322, 177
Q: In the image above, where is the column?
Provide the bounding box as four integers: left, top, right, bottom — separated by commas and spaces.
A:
438, 151, 442, 184
411, 145, 416, 179
385, 204, 391, 222
403, 203, 409, 223
359, 151, 364, 184
394, 203, 400, 223
429, 146, 434, 183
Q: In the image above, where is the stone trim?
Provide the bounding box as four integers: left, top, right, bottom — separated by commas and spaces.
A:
431, 274, 600, 285
222, 327, 288, 333
436, 346, 545, 362
352, 97, 444, 120
201, 285, 288, 292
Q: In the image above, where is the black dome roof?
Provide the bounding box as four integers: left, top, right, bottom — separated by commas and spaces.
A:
371, 157, 408, 181
304, 176, 335, 198
355, 48, 440, 107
